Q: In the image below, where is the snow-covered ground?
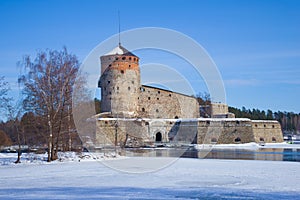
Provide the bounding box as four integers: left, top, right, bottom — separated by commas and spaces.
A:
0, 152, 120, 166
0, 152, 300, 199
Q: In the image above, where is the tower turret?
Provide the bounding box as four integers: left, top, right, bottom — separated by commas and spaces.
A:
98, 45, 140, 117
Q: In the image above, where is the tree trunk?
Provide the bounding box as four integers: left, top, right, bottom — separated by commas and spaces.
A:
15, 146, 21, 164
15, 142, 21, 164
14, 126, 22, 164
47, 115, 52, 162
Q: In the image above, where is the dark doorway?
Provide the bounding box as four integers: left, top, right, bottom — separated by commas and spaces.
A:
155, 132, 162, 142
234, 137, 241, 143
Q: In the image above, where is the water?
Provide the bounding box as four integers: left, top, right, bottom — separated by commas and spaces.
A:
124, 147, 300, 162
183, 148, 300, 162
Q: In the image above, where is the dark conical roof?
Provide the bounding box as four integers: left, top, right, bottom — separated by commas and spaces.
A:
104, 45, 137, 57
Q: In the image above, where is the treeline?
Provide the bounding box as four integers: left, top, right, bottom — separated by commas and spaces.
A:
229, 106, 300, 133
0, 112, 82, 151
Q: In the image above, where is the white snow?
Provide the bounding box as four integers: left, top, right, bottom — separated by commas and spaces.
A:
0, 153, 300, 199
104, 46, 124, 55
0, 152, 120, 166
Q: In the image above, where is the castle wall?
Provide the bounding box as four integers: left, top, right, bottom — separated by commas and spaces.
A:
210, 103, 229, 117
251, 120, 283, 143
137, 86, 199, 119
95, 119, 149, 147
197, 119, 254, 144
95, 118, 198, 147
95, 118, 283, 147
174, 93, 199, 118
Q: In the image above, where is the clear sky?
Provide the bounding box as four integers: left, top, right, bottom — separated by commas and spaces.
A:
1, 0, 300, 116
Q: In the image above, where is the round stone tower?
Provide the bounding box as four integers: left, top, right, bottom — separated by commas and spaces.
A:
98, 45, 140, 117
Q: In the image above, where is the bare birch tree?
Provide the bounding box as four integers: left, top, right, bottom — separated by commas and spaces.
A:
18, 47, 80, 162
0, 76, 12, 117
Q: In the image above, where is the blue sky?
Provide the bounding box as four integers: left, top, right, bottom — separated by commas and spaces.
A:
1, 0, 300, 115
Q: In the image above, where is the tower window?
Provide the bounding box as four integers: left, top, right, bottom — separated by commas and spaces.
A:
115, 57, 119, 60
122, 57, 126, 60
169, 94, 172, 97
142, 108, 145, 112
121, 70, 124, 74
117, 86, 119, 90
133, 58, 136, 61
148, 97, 150, 100
109, 92, 111, 95
158, 91, 160, 94
129, 65, 131, 67
109, 64, 111, 67
129, 57, 132, 60
156, 109, 159, 113
108, 81, 110, 84
157, 98, 159, 100
128, 87, 131, 90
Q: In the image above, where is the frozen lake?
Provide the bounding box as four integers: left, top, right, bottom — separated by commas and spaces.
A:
1, 155, 300, 199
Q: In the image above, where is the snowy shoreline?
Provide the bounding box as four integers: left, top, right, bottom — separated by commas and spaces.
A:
1, 142, 300, 166
0, 151, 122, 166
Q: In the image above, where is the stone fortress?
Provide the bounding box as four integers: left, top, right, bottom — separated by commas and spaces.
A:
96, 44, 283, 147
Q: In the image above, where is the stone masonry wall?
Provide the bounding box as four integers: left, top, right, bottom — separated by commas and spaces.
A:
197, 119, 254, 144
251, 120, 283, 143
210, 103, 229, 117
96, 118, 283, 146
137, 85, 199, 119
99, 55, 140, 117
96, 119, 149, 147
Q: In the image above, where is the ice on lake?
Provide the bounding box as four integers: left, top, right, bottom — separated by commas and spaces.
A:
0, 152, 300, 199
